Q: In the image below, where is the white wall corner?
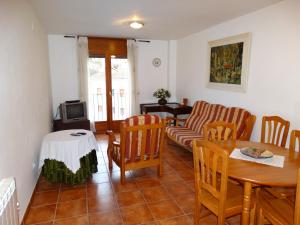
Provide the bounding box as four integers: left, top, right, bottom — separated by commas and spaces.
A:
168, 40, 177, 102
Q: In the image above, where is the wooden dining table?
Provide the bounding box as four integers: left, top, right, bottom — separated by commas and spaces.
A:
219, 140, 300, 225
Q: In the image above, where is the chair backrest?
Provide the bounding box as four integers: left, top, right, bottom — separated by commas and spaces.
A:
193, 140, 229, 223
121, 114, 165, 163
261, 116, 290, 147
204, 121, 237, 141
290, 130, 300, 152
294, 168, 300, 225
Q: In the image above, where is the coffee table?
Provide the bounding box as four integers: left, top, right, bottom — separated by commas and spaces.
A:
39, 129, 99, 184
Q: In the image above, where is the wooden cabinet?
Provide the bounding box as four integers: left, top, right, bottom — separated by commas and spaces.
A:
53, 119, 90, 131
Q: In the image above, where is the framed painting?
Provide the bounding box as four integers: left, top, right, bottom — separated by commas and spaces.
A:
207, 33, 251, 92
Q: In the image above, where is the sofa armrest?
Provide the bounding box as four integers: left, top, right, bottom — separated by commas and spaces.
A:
239, 115, 256, 141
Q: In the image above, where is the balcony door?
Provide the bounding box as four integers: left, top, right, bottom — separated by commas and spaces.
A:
87, 38, 129, 133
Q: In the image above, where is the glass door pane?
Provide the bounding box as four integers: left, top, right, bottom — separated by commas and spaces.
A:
88, 57, 107, 122
111, 58, 130, 120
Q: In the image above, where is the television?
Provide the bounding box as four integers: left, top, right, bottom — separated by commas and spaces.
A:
60, 101, 87, 123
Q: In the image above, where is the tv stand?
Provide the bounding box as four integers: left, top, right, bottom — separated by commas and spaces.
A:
53, 119, 90, 132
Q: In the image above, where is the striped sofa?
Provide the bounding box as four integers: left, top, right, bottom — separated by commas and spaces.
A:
166, 101, 256, 151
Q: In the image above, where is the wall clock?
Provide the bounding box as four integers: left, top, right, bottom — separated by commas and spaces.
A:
152, 58, 161, 67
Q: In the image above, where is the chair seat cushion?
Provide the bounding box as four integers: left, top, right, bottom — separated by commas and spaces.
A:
259, 190, 294, 225
166, 126, 203, 148
112, 142, 159, 163
201, 182, 243, 218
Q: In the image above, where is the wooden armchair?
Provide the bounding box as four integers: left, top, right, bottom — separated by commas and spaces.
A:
261, 116, 290, 147
193, 140, 244, 225
204, 121, 237, 141
107, 114, 165, 184
257, 168, 300, 225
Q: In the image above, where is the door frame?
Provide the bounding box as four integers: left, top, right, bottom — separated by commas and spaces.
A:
88, 37, 127, 134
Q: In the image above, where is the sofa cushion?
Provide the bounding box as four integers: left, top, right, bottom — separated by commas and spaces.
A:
218, 107, 251, 138
166, 126, 204, 148
185, 102, 226, 135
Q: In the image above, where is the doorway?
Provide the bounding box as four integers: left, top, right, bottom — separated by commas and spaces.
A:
87, 38, 129, 133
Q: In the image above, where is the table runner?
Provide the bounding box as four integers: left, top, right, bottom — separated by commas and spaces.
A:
230, 148, 285, 168
39, 129, 99, 173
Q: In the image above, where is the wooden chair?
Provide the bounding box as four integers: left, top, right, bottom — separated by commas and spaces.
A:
266, 130, 300, 199
193, 140, 244, 225
261, 116, 290, 148
107, 114, 165, 184
257, 168, 300, 225
204, 121, 237, 141
290, 130, 300, 152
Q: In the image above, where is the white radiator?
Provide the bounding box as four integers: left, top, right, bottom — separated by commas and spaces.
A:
0, 178, 19, 225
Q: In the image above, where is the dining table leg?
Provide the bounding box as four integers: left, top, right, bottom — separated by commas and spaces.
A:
241, 182, 252, 225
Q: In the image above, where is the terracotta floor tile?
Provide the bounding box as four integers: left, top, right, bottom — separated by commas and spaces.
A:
112, 179, 138, 193
135, 177, 161, 189
31, 191, 58, 207
88, 173, 110, 184
174, 193, 195, 213
142, 186, 170, 203
31, 222, 53, 225
38, 176, 47, 184
24, 204, 56, 225
55, 199, 87, 219
158, 215, 193, 225
54, 215, 89, 225
87, 182, 114, 198
59, 187, 86, 202
61, 183, 86, 190
163, 181, 193, 197
117, 190, 145, 207
187, 181, 195, 192
89, 210, 123, 225
131, 168, 153, 178
148, 200, 183, 220
176, 169, 195, 182
120, 204, 154, 225
36, 181, 60, 193
88, 195, 118, 213
157, 172, 183, 183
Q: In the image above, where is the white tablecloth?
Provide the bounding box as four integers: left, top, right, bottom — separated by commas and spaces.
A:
230, 148, 285, 168
39, 129, 99, 173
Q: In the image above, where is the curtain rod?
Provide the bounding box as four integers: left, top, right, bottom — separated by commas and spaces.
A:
63, 35, 151, 43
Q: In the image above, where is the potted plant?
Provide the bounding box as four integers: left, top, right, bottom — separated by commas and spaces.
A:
153, 88, 171, 105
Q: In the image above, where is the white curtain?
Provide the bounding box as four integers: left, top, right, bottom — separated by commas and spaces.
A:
127, 40, 139, 115
78, 37, 95, 132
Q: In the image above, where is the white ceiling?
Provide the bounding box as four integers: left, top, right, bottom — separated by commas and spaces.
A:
29, 0, 281, 40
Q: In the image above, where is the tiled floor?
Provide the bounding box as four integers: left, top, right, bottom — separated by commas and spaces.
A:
23, 135, 240, 225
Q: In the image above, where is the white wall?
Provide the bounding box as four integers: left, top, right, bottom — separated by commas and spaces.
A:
136, 40, 171, 104
0, 0, 52, 220
168, 40, 177, 102
176, 0, 300, 142
48, 35, 80, 117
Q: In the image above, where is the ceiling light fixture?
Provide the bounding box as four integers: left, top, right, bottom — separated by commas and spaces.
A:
129, 21, 144, 29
